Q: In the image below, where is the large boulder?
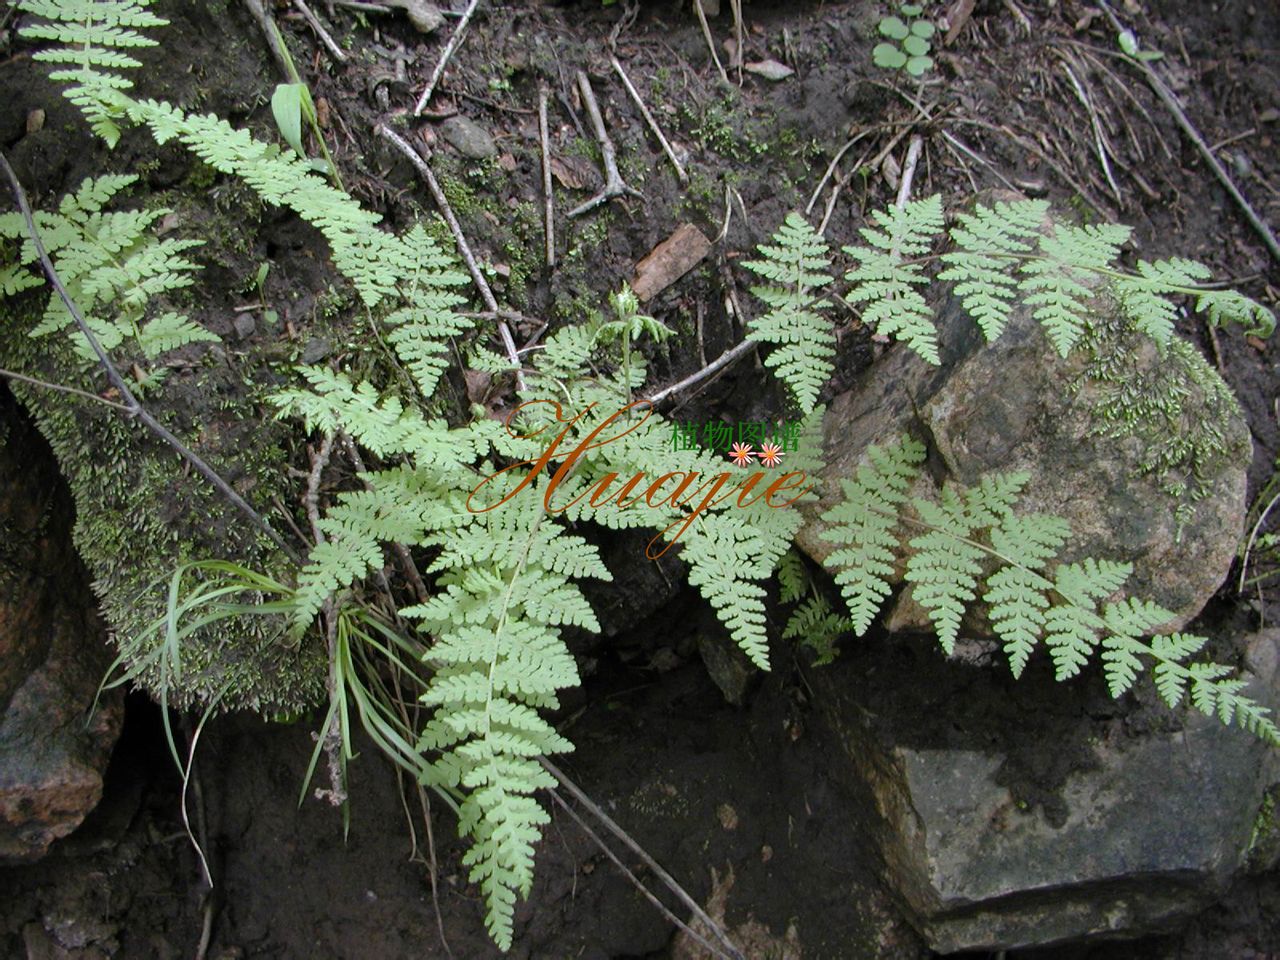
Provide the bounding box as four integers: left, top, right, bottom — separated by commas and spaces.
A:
794, 268, 1268, 950
0, 388, 122, 862
809, 627, 1280, 952
795, 281, 1250, 634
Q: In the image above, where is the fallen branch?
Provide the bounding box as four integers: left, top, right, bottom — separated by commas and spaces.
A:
692, 0, 730, 85
376, 125, 524, 388
895, 134, 924, 209
412, 0, 482, 115
566, 71, 642, 219
0, 149, 301, 563
293, 0, 348, 63
538, 83, 556, 268
241, 0, 293, 80
1099, 1, 1280, 263
541, 759, 746, 960
546, 789, 739, 960
644, 339, 756, 406
610, 53, 688, 184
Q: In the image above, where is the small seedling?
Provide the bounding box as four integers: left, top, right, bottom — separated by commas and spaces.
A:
874, 4, 935, 77
1117, 28, 1164, 62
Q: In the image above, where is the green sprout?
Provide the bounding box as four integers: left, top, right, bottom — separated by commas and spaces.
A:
874, 4, 936, 77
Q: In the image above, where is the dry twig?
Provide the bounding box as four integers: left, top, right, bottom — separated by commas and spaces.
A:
293, 0, 348, 63
610, 53, 688, 184
412, 0, 482, 115
376, 125, 524, 388
1098, 1, 1280, 263
537, 83, 556, 268
566, 71, 642, 219
692, 0, 730, 85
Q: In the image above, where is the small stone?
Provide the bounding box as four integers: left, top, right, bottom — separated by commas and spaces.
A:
25, 109, 45, 135
384, 0, 444, 34
232, 313, 256, 340
440, 116, 497, 160
301, 337, 330, 364
744, 59, 795, 81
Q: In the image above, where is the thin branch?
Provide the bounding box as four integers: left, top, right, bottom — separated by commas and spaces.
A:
538, 83, 557, 268
895, 135, 924, 210
566, 71, 642, 219
643, 339, 756, 406
376, 125, 524, 389
0, 366, 134, 413
610, 54, 688, 184
1098, 1, 1280, 263
412, 0, 482, 115
546, 788, 739, 960
540, 759, 746, 960
293, 0, 348, 63
0, 149, 301, 564
241, 0, 293, 80
692, 0, 730, 85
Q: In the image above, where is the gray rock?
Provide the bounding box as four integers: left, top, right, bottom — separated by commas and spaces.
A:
808, 628, 1280, 952
301, 336, 330, 364
440, 116, 497, 160
0, 391, 122, 862
795, 275, 1250, 634
232, 312, 256, 340
696, 632, 758, 705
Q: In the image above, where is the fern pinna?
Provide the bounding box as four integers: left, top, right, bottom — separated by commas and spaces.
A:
818, 436, 1280, 743
0, 174, 215, 368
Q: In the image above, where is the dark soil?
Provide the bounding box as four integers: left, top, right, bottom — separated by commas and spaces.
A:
2, 0, 1279, 957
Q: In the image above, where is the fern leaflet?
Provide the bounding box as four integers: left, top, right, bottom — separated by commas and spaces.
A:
743, 212, 834, 413
844, 194, 944, 364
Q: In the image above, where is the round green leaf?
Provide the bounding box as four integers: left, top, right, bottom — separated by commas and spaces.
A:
1118, 29, 1139, 56
905, 55, 934, 76
902, 34, 931, 56
900, 3, 923, 15
879, 16, 910, 39
911, 19, 936, 38
873, 43, 908, 68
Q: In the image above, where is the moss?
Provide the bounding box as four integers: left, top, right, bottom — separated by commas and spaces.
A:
0, 190, 326, 714
1076, 310, 1250, 526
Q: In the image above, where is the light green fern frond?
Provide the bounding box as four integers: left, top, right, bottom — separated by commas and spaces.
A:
939, 199, 1048, 340
743, 212, 835, 413
845, 194, 945, 364
1110, 257, 1211, 345
18, 0, 166, 147
819, 436, 925, 635
404, 483, 604, 950
1, 175, 213, 363
1019, 222, 1130, 355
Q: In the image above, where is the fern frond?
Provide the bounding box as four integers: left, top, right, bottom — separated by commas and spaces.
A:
782, 593, 848, 665
1019, 222, 1130, 355
137, 311, 218, 359
1111, 257, 1211, 345
1196, 288, 1277, 338
819, 436, 925, 635
743, 212, 835, 413
406, 487, 594, 949
19, 0, 166, 147
845, 195, 944, 364
940, 198, 1048, 340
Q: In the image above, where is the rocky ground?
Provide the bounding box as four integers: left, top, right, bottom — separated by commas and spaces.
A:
1, 0, 1279, 957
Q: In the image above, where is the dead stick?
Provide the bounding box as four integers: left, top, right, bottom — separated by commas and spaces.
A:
895, 135, 924, 210
1098, 1, 1280, 263
293, 0, 348, 63
566, 71, 642, 219
546, 789, 740, 960
241, 0, 293, 80
537, 83, 556, 268
412, 0, 482, 115
0, 150, 301, 563
692, 0, 730, 85
376, 125, 525, 389
644, 339, 756, 406
610, 54, 688, 184
540, 759, 746, 960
